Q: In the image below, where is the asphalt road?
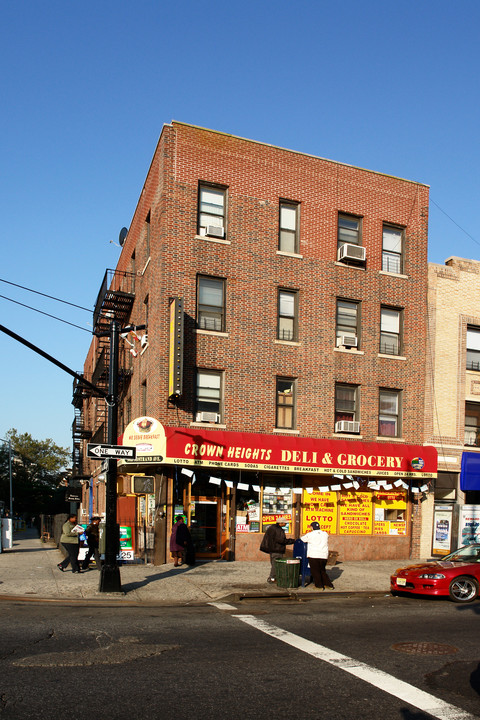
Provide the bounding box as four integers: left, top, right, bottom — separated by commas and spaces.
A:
0, 594, 478, 720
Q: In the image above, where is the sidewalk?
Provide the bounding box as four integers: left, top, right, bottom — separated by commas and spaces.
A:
0, 529, 409, 605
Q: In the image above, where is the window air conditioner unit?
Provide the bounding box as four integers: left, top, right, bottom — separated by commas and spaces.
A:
206, 225, 225, 238
338, 244, 366, 263
335, 420, 360, 434
196, 411, 220, 423
336, 334, 358, 348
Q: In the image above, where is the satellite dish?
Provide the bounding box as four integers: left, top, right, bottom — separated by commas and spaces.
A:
119, 227, 128, 246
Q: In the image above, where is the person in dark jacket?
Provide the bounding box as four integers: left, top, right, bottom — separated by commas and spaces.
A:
170, 515, 196, 567
260, 519, 295, 583
81, 516, 101, 570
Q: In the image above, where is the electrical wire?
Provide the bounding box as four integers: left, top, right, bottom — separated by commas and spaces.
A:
0, 277, 92, 312
430, 199, 480, 248
0, 293, 92, 333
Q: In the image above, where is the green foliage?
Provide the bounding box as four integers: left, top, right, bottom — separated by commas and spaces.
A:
0, 429, 71, 515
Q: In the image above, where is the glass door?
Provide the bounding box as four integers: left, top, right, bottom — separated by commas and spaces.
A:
190, 497, 220, 557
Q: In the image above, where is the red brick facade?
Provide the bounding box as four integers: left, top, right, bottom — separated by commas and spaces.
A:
78, 122, 432, 563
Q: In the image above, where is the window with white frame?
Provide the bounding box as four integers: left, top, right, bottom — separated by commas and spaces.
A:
380, 307, 402, 355
382, 225, 404, 274
338, 214, 361, 249
276, 378, 296, 429
379, 389, 400, 437
279, 202, 299, 253
278, 289, 298, 341
197, 276, 225, 332
336, 299, 359, 347
466, 327, 480, 371
195, 370, 223, 423
198, 185, 226, 238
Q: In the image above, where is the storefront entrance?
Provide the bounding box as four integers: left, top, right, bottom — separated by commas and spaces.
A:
190, 498, 220, 557
183, 471, 228, 559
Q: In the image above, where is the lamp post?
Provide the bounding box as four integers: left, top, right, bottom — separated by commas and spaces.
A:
0, 437, 13, 517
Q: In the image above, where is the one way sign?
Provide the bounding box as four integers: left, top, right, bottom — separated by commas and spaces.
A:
87, 443, 137, 459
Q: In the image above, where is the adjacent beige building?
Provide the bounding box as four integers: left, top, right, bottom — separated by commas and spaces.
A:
425, 256, 480, 555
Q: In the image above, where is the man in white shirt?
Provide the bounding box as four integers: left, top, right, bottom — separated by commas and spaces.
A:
300, 521, 334, 590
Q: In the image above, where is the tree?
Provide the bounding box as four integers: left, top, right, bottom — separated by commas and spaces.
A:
0, 429, 71, 516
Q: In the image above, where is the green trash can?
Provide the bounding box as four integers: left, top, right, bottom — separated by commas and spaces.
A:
275, 558, 300, 588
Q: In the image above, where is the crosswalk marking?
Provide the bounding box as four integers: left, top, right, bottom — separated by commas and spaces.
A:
233, 614, 479, 720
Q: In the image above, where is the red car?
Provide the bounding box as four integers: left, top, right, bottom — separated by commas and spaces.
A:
390, 544, 480, 603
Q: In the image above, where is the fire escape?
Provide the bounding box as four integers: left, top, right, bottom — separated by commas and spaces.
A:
71, 269, 136, 474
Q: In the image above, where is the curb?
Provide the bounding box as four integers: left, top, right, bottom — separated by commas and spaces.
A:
0, 588, 392, 607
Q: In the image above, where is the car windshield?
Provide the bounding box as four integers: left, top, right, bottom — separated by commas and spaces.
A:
441, 545, 480, 562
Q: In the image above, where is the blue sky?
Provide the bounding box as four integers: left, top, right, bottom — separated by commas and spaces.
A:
1, 0, 479, 454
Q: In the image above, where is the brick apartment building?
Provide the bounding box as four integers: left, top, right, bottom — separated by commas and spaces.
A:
73, 122, 437, 564
425, 256, 480, 555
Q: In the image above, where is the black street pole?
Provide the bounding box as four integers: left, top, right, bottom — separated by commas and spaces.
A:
99, 319, 122, 593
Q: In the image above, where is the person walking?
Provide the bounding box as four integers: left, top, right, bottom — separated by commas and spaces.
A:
260, 518, 295, 584
300, 521, 334, 589
81, 516, 101, 570
170, 515, 196, 567
170, 515, 186, 567
57, 514, 82, 574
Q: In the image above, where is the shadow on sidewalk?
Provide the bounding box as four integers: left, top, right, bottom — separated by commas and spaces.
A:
121, 565, 196, 592
9, 546, 54, 553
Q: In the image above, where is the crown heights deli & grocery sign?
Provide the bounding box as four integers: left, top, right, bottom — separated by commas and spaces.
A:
122, 420, 436, 479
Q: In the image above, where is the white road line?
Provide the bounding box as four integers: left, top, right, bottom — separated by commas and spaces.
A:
233, 614, 479, 720
208, 602, 238, 611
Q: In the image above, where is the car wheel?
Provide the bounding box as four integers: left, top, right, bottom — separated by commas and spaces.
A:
448, 575, 479, 603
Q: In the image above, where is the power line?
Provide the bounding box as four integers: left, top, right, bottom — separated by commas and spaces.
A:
0, 294, 92, 333
430, 198, 480, 248
0, 277, 92, 312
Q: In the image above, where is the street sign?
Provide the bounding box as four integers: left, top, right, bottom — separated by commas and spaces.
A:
87, 443, 137, 459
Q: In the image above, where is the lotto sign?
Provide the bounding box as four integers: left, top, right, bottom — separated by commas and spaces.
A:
302, 490, 337, 534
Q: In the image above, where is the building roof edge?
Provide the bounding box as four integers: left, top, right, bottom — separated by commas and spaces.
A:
171, 120, 430, 189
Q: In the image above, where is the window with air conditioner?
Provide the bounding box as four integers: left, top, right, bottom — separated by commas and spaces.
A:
279, 201, 299, 253
198, 184, 226, 238
335, 383, 358, 431
195, 370, 223, 423
276, 378, 296, 430
336, 299, 359, 348
379, 389, 401, 437
466, 327, 480, 371
382, 225, 404, 274
197, 276, 225, 332
380, 306, 402, 355
277, 289, 298, 342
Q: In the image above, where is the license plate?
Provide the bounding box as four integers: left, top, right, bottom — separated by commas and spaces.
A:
396, 578, 406, 586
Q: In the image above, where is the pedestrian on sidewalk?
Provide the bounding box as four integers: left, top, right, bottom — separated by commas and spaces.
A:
170, 515, 185, 567
170, 515, 195, 567
300, 521, 334, 590
260, 518, 295, 584
57, 514, 82, 574
81, 517, 101, 571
